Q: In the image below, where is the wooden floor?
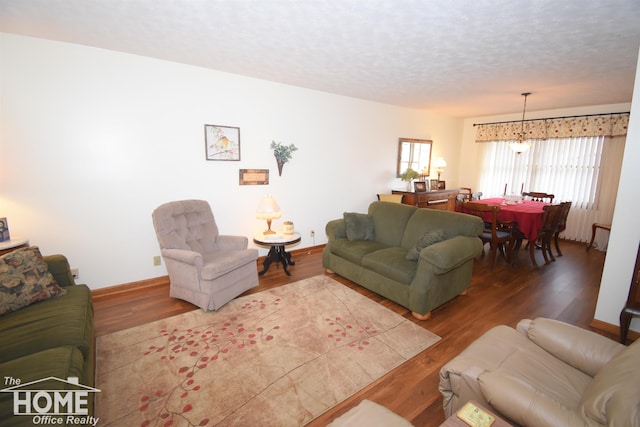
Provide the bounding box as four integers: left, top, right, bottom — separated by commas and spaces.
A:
93, 241, 617, 426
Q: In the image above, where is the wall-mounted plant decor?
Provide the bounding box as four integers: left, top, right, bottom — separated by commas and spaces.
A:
204, 124, 240, 160
270, 141, 297, 176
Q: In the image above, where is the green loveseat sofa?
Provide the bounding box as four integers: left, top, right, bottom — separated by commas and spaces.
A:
323, 201, 483, 319
0, 249, 95, 426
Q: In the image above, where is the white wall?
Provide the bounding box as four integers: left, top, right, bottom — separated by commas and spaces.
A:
595, 48, 640, 332
0, 33, 462, 289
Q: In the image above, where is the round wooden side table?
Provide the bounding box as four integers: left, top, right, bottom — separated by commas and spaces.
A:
253, 232, 301, 276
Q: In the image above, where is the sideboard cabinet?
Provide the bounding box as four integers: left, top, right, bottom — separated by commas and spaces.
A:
392, 189, 459, 211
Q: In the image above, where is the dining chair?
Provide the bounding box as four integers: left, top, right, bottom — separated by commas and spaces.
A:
458, 187, 473, 201
529, 204, 562, 266
462, 201, 514, 269
522, 191, 555, 203
553, 201, 572, 257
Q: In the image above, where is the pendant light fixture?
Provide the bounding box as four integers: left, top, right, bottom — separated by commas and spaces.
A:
510, 92, 532, 154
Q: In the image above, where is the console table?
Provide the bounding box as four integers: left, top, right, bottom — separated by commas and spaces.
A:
392, 189, 459, 211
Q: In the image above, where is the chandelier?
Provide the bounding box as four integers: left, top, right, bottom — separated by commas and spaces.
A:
510, 92, 532, 154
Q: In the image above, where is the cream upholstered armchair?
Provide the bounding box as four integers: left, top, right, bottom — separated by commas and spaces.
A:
152, 199, 259, 311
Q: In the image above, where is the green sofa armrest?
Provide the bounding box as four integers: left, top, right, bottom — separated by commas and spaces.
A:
420, 236, 483, 273
44, 254, 76, 287
326, 219, 347, 240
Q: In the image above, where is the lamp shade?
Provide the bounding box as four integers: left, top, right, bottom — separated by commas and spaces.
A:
256, 195, 282, 220
433, 157, 447, 169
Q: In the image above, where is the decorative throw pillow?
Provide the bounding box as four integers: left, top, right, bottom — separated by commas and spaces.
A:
0, 246, 66, 316
343, 212, 375, 241
405, 230, 447, 260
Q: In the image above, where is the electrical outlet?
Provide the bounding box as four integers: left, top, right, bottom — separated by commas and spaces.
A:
153, 256, 162, 266
310, 230, 315, 238
70, 268, 79, 280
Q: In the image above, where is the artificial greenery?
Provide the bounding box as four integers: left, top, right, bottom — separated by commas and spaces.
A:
271, 141, 298, 164
401, 167, 420, 181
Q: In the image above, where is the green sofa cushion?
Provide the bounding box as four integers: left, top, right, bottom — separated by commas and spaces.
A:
0, 346, 86, 426
0, 246, 67, 316
0, 285, 93, 364
330, 239, 389, 265
362, 247, 417, 284
400, 208, 484, 250
406, 230, 447, 260
343, 212, 375, 241
368, 202, 417, 247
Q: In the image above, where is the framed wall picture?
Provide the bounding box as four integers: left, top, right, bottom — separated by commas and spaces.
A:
414, 181, 427, 192
0, 217, 9, 242
204, 124, 240, 160
239, 169, 269, 185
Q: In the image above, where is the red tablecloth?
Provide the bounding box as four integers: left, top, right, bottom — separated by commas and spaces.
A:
468, 198, 548, 241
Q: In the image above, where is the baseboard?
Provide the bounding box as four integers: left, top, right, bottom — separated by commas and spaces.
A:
91, 275, 169, 300
91, 245, 327, 300
590, 318, 640, 341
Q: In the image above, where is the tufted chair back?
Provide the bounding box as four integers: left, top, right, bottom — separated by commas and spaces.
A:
152, 199, 221, 254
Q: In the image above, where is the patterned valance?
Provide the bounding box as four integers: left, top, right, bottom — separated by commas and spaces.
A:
476, 113, 629, 142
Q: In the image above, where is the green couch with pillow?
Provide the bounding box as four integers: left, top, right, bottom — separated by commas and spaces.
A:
0, 247, 95, 426
323, 201, 483, 320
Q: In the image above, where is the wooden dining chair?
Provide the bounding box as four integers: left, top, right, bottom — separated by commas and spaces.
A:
458, 187, 473, 201
529, 204, 562, 266
462, 201, 514, 269
553, 201, 572, 257
523, 191, 555, 203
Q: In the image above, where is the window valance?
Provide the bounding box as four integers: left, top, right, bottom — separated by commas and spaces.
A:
475, 113, 629, 142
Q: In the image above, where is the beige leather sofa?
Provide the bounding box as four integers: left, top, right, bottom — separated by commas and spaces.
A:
439, 318, 640, 427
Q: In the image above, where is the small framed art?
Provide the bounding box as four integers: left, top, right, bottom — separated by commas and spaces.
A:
204, 124, 240, 161
239, 169, 269, 185
414, 181, 427, 192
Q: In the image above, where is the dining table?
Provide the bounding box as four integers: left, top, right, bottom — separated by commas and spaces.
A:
465, 197, 549, 266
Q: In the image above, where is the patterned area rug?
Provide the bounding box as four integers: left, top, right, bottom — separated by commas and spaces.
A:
96, 275, 440, 426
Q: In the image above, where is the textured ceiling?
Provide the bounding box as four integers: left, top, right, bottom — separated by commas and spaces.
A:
1, 0, 639, 117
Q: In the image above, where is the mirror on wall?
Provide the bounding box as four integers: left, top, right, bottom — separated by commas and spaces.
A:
396, 138, 433, 178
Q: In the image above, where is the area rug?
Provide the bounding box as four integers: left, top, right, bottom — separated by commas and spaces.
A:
96, 275, 440, 426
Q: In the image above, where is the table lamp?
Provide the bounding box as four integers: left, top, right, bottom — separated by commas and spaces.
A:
256, 195, 282, 235
434, 157, 447, 182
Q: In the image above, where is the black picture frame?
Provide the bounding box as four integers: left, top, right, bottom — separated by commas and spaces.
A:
414, 181, 427, 192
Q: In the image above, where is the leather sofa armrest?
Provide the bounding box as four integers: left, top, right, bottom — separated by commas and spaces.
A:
161, 248, 203, 268
517, 318, 625, 377
326, 219, 347, 240
44, 254, 76, 287
439, 363, 490, 418
479, 371, 587, 427
216, 235, 248, 251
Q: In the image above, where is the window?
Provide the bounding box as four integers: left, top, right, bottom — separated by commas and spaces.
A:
477, 135, 624, 243
479, 136, 604, 209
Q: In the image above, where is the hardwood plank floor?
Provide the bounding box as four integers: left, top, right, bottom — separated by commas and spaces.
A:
93, 241, 616, 426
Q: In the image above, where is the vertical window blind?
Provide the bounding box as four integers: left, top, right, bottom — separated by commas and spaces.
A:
475, 114, 628, 245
